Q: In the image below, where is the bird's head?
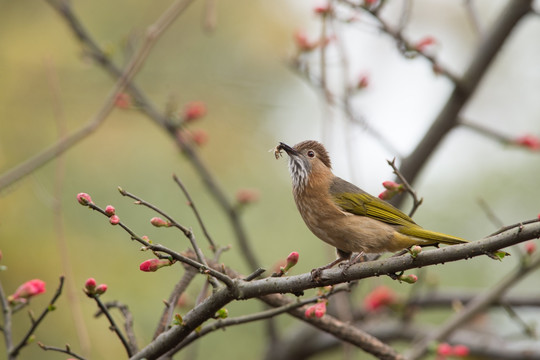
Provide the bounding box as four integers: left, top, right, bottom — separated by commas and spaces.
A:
277, 140, 332, 192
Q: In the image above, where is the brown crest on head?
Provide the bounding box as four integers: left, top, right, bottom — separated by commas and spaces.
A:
293, 140, 332, 169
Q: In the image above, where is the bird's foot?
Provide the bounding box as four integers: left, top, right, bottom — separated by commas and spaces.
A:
310, 257, 348, 282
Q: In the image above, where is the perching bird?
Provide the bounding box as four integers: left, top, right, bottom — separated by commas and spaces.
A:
275, 140, 468, 270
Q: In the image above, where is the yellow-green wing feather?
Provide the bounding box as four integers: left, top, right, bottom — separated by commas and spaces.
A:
330, 177, 467, 245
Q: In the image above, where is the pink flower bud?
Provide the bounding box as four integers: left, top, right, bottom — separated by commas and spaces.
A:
140, 258, 171, 272
294, 30, 318, 52
398, 274, 418, 284
109, 215, 120, 225
95, 284, 108, 295
382, 181, 401, 191
437, 343, 453, 356
286, 251, 299, 268
105, 205, 116, 216
77, 193, 93, 206
525, 241, 536, 255
314, 4, 332, 15
357, 74, 369, 89
183, 101, 206, 122
305, 300, 327, 318
414, 36, 436, 52
236, 189, 260, 205
150, 217, 170, 227
114, 92, 131, 109
9, 279, 46, 303
192, 129, 209, 146
85, 278, 97, 293
452, 344, 470, 357
410, 245, 422, 258
363, 286, 396, 311
515, 134, 540, 151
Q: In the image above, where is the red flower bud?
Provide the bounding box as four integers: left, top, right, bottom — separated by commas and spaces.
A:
357, 74, 369, 89
105, 205, 116, 216
114, 92, 131, 109
294, 30, 318, 52
414, 36, 436, 52
191, 129, 209, 146
515, 134, 540, 151
85, 278, 97, 293
140, 258, 171, 272
398, 273, 418, 284
183, 101, 206, 122
109, 215, 120, 225
77, 193, 93, 206
363, 286, 396, 311
453, 344, 470, 357
95, 284, 108, 295
410, 245, 422, 258
525, 241, 536, 255
8, 279, 46, 303
150, 217, 170, 227
314, 4, 332, 15
305, 300, 327, 318
236, 189, 260, 205
437, 343, 453, 356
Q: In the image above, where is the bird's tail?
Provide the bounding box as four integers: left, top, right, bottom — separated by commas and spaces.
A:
400, 226, 468, 245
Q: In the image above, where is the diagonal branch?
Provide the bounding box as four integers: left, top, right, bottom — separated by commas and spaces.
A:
129, 220, 540, 359
394, 0, 533, 207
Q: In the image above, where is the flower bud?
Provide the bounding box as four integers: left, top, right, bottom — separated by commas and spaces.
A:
140, 258, 172, 272
410, 245, 422, 258
314, 4, 332, 15
414, 36, 436, 52
183, 101, 206, 122
236, 189, 260, 205
105, 205, 116, 216
77, 193, 93, 206
114, 92, 131, 109
215, 308, 228, 319
150, 217, 170, 227
453, 344, 470, 357
294, 30, 318, 52
398, 274, 418, 284
109, 215, 120, 225
437, 343, 453, 356
191, 129, 209, 146
85, 278, 97, 293
525, 241, 536, 255
514, 134, 540, 151
8, 279, 46, 304
357, 74, 369, 89
363, 286, 396, 311
305, 300, 327, 318
95, 284, 108, 295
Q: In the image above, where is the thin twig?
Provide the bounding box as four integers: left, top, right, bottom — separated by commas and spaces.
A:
173, 296, 320, 351
95, 301, 139, 353
117, 187, 219, 289
92, 295, 133, 357
172, 174, 217, 251
153, 266, 198, 339
10, 276, 65, 359
464, 0, 484, 36
85, 201, 234, 288
387, 158, 423, 217
406, 254, 540, 360
38, 342, 86, 360
0, 280, 13, 358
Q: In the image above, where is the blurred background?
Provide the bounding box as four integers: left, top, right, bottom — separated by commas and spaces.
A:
1, 0, 539, 358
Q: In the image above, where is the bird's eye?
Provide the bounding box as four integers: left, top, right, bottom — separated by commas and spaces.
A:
307, 150, 315, 158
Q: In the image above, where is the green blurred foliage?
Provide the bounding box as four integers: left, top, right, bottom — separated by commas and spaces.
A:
1, 0, 539, 359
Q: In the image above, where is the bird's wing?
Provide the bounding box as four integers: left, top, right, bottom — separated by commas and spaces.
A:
330, 177, 417, 228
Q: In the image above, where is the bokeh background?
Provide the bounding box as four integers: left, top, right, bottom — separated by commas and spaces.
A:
1, 0, 539, 358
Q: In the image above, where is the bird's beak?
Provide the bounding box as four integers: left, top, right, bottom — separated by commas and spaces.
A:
278, 142, 300, 157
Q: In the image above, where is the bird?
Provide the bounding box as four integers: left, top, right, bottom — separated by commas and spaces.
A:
275, 140, 468, 271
